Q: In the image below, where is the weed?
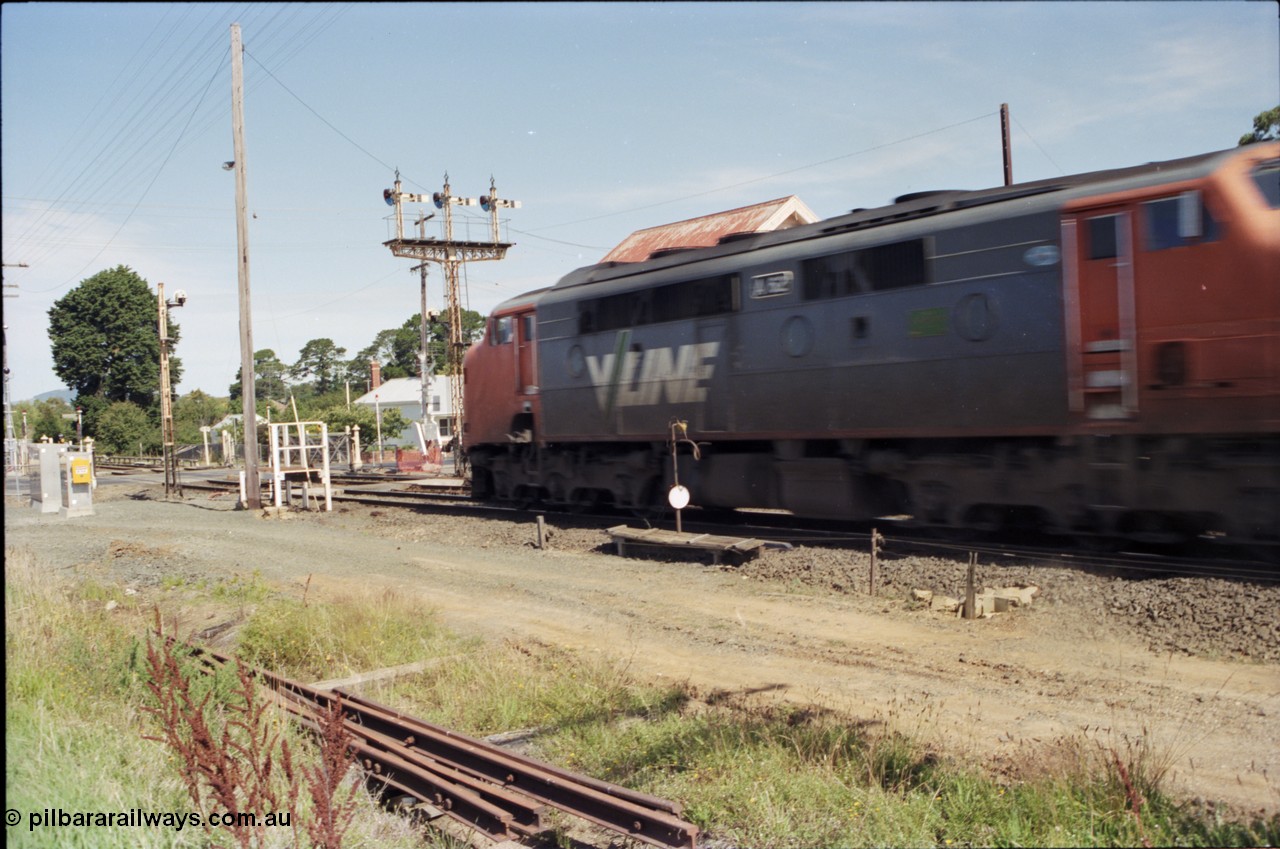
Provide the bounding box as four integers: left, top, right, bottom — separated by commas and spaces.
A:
236, 588, 455, 682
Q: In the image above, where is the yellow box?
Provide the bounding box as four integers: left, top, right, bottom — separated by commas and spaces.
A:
70, 458, 92, 484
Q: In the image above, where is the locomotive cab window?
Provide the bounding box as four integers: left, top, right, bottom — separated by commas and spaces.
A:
1143, 192, 1220, 251
1251, 159, 1280, 208
490, 316, 514, 345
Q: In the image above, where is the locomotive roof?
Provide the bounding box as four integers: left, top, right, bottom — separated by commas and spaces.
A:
549, 146, 1235, 292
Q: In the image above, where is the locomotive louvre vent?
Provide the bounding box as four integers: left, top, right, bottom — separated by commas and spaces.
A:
716, 231, 761, 245
647, 246, 699, 259
893, 190, 964, 205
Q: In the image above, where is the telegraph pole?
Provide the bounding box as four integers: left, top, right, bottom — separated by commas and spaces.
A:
3, 263, 26, 482
230, 23, 260, 508
1000, 103, 1013, 187
383, 174, 519, 477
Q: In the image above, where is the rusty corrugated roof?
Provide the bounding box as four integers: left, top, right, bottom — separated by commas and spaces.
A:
600, 196, 818, 263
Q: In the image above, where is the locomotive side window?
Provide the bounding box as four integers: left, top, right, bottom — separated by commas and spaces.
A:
491, 316, 514, 345
1251, 159, 1280, 208
1143, 192, 1219, 251
1086, 215, 1119, 259
577, 274, 738, 334
801, 238, 928, 300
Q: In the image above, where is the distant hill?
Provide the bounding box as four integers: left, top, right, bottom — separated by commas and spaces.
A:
31, 388, 75, 403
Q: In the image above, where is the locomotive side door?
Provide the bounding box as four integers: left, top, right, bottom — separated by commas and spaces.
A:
1062, 208, 1139, 420
516, 311, 537, 396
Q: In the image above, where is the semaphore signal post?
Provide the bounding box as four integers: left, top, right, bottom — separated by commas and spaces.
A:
382, 174, 519, 477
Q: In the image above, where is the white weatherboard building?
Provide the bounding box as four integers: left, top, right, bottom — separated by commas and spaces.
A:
352, 375, 455, 447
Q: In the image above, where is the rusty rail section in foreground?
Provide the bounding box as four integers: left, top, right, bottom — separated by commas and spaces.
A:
185, 643, 699, 849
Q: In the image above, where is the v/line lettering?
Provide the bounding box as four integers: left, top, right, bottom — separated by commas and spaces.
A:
585, 341, 719, 411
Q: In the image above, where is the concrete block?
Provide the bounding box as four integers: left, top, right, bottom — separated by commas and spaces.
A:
931, 595, 960, 612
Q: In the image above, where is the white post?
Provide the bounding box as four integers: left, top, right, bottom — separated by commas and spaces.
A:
200, 426, 211, 466
374, 395, 383, 467
351, 425, 362, 471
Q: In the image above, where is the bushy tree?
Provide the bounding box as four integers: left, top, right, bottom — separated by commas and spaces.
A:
174, 390, 229, 444
349, 328, 413, 382
427, 309, 485, 376
349, 310, 486, 383
289, 338, 346, 394
319, 403, 409, 444
14, 397, 74, 441
1240, 105, 1280, 145
48, 266, 180, 431
94, 400, 156, 454
229, 349, 289, 402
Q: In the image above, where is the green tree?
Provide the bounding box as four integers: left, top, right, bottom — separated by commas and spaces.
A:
352, 310, 486, 383
289, 338, 346, 394
349, 328, 411, 382
14, 397, 74, 441
94, 400, 155, 454
319, 403, 409, 444
48, 266, 181, 433
1239, 105, 1280, 145
174, 390, 229, 444
428, 309, 485, 376
229, 349, 289, 402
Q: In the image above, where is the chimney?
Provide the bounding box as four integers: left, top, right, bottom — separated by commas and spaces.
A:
370, 360, 382, 390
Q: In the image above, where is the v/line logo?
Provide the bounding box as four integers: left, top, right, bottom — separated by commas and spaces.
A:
585, 334, 719, 412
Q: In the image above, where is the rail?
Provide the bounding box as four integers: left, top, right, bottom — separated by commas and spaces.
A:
185, 642, 699, 848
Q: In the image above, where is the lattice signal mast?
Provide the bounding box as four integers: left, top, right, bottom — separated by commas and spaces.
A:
383, 174, 519, 476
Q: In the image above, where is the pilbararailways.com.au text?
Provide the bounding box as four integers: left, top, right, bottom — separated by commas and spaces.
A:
8, 807, 292, 832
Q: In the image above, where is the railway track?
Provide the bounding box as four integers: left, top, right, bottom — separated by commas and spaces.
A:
161, 474, 1277, 582
182, 641, 698, 848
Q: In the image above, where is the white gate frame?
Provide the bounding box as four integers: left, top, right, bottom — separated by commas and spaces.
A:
268, 421, 333, 511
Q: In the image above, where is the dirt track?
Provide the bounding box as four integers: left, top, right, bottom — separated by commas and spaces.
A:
5, 480, 1278, 819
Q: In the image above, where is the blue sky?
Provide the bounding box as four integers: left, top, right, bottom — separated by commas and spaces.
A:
3, 1, 1277, 402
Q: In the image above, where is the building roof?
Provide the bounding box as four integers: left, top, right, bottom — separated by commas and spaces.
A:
209, 413, 268, 432
599, 196, 818, 264
353, 376, 453, 408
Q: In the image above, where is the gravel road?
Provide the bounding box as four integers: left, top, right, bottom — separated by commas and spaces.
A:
6, 479, 1278, 819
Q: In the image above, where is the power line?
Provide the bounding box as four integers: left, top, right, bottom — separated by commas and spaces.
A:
244, 47, 396, 175
529, 111, 999, 232
1012, 114, 1066, 175
26, 55, 227, 294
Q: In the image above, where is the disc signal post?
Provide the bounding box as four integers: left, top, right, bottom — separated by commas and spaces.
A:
382, 174, 520, 477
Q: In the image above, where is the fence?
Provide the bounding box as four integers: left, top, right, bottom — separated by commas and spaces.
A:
4, 435, 447, 494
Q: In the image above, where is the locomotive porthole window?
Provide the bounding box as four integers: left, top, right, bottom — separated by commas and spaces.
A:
567, 344, 587, 379
955, 293, 998, 341
781, 315, 814, 357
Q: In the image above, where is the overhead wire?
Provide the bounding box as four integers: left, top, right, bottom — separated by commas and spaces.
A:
10, 5, 241, 270
8, 5, 348, 277
527, 111, 1000, 232
243, 46, 395, 175
26, 51, 229, 293
6, 4, 217, 261
1012, 113, 1066, 176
